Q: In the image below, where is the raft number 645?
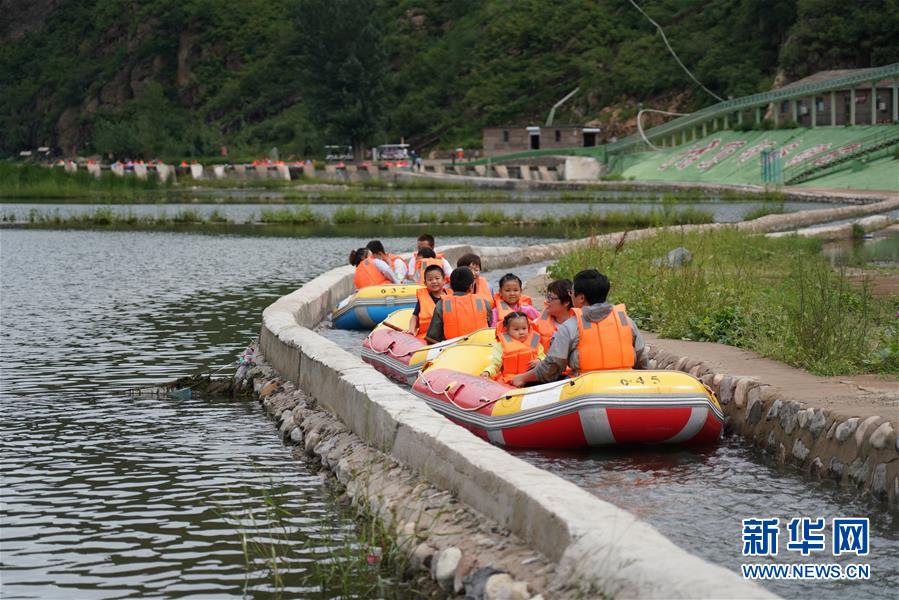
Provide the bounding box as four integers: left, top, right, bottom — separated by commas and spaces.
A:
619, 375, 662, 386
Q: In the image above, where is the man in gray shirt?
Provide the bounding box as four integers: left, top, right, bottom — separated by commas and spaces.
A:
510, 269, 648, 387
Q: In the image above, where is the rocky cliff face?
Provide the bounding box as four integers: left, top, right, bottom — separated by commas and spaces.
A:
1, 0, 62, 43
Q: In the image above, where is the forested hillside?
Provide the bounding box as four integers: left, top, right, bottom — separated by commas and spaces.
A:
2, 0, 896, 158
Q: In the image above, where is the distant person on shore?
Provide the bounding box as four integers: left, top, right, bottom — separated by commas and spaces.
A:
405, 263, 448, 339
425, 267, 491, 344
406, 234, 452, 283
510, 270, 647, 387
351, 241, 400, 289
480, 312, 545, 384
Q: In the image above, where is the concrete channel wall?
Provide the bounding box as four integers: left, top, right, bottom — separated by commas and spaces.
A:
260, 269, 772, 599
259, 196, 897, 598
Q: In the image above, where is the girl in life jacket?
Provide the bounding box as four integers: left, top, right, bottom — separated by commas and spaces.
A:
404, 264, 447, 340
480, 312, 545, 384
492, 273, 540, 333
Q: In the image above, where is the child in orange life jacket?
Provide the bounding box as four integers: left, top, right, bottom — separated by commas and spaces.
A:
404, 264, 447, 340
457, 253, 493, 307
350, 241, 400, 289
480, 312, 545, 384
406, 233, 452, 283
413, 247, 450, 285
367, 240, 407, 282
492, 273, 540, 330
424, 267, 492, 343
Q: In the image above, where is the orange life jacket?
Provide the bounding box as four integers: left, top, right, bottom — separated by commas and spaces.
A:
493, 294, 535, 334
473, 276, 494, 308
387, 253, 404, 274
533, 308, 575, 352
353, 257, 391, 289
416, 257, 446, 285
442, 294, 490, 339
415, 287, 446, 339
497, 330, 541, 384
575, 304, 636, 372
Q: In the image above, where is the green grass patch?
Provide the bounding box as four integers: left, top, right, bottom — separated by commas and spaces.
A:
549, 228, 898, 376
0, 163, 170, 199
259, 207, 324, 225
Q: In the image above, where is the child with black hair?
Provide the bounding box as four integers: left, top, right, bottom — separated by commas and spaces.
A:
352, 241, 399, 289
424, 267, 491, 343
405, 263, 447, 340
406, 233, 452, 283
493, 273, 540, 331
367, 240, 407, 282
480, 312, 545, 384
456, 253, 493, 307
509, 269, 648, 387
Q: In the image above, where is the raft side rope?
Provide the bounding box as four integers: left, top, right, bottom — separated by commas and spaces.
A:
415, 371, 511, 413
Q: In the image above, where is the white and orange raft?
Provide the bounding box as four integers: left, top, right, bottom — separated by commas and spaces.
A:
409, 344, 724, 448
361, 309, 496, 385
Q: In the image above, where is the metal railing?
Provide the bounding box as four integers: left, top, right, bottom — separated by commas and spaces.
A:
605, 63, 899, 156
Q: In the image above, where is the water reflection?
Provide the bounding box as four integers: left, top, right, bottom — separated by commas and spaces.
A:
515, 441, 899, 599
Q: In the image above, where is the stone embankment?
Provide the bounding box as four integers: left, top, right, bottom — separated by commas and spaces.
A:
653, 346, 898, 505
240, 346, 556, 599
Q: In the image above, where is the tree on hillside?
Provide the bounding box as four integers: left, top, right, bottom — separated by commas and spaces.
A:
291, 0, 386, 161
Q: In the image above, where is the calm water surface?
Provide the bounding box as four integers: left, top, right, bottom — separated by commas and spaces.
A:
0, 229, 539, 598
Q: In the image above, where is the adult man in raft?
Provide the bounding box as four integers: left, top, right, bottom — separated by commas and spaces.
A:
424, 267, 491, 343
510, 269, 648, 387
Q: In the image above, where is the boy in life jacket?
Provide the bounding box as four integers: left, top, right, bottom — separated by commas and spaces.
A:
404, 264, 447, 340
492, 273, 540, 332
406, 233, 452, 283
480, 312, 546, 384
350, 241, 400, 289
367, 240, 407, 282
509, 269, 648, 387
456, 253, 494, 308
424, 266, 492, 344
413, 247, 449, 285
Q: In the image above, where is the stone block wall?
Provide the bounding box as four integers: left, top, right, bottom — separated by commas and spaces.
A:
647, 346, 898, 506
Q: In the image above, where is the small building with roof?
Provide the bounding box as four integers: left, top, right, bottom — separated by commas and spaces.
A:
482, 125, 600, 157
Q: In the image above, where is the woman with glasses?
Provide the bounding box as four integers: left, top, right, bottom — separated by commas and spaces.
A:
534, 279, 574, 352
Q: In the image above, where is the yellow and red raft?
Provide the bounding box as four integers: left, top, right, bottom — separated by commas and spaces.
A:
361, 309, 496, 385
410, 344, 724, 448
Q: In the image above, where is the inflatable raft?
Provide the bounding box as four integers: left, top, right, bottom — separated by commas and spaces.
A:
332, 284, 422, 330
411, 345, 723, 448
361, 309, 497, 385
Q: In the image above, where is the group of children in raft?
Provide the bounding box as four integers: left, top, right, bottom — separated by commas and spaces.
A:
350, 234, 648, 388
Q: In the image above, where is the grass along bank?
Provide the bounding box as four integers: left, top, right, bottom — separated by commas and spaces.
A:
0, 162, 173, 199
549, 228, 899, 376
3, 204, 715, 231
218, 476, 424, 598
2, 162, 799, 205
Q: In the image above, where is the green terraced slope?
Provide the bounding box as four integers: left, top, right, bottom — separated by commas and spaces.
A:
618, 126, 899, 190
